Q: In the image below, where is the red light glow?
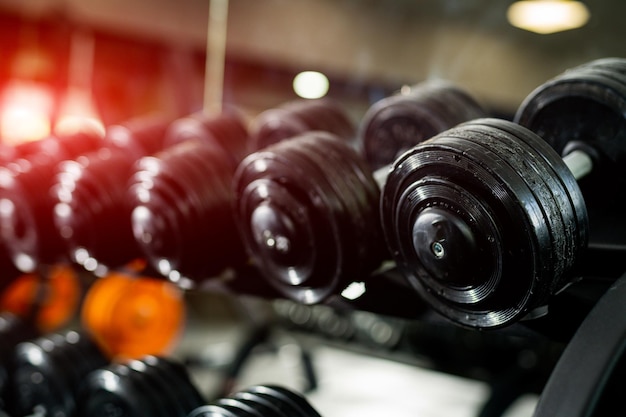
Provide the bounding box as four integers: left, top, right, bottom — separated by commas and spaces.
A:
0, 81, 54, 146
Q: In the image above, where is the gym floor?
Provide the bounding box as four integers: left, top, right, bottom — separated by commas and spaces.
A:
175, 292, 539, 417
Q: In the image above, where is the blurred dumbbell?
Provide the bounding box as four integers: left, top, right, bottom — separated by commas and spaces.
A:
0, 130, 103, 273
234, 81, 484, 304
0, 313, 38, 410
81, 273, 185, 359
55, 111, 249, 279
8, 329, 108, 417
75, 355, 205, 417
104, 114, 172, 160
189, 385, 322, 417
0, 265, 82, 333
358, 80, 486, 170
52, 115, 174, 275
127, 111, 250, 283
250, 98, 356, 150
381, 59, 626, 329
234, 131, 383, 304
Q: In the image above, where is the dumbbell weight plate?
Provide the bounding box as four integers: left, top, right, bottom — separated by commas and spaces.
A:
11, 341, 69, 416
359, 81, 486, 170
515, 62, 626, 206
128, 358, 188, 417
382, 118, 587, 329
235, 132, 384, 304
235, 390, 304, 417
245, 385, 321, 417
216, 398, 264, 417
77, 366, 152, 417
142, 356, 206, 413
229, 392, 288, 417
188, 404, 240, 417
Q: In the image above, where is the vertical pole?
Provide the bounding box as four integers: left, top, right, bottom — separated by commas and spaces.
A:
204, 0, 230, 115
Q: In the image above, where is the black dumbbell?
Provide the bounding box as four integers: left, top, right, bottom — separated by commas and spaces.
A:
7, 329, 108, 417
381, 116, 592, 329
358, 80, 486, 170
0, 313, 38, 411
0, 130, 103, 273
514, 57, 626, 219
126, 111, 251, 284
234, 131, 383, 304
51, 115, 174, 275
381, 59, 626, 329
188, 385, 322, 417
250, 98, 356, 150
75, 356, 205, 417
233, 81, 485, 304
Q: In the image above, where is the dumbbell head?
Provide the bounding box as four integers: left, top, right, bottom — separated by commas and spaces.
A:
0, 130, 103, 272
234, 131, 384, 304
515, 57, 626, 203
105, 114, 173, 160
381, 118, 588, 329
81, 274, 185, 359
359, 80, 486, 170
250, 98, 356, 150
76, 356, 204, 417
8, 330, 107, 417
53, 147, 142, 274
163, 110, 251, 170
189, 385, 322, 417
129, 139, 245, 283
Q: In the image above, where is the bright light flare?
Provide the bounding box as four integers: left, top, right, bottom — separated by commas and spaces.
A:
293, 71, 330, 99
55, 89, 105, 138
507, 1, 590, 34
0, 81, 54, 145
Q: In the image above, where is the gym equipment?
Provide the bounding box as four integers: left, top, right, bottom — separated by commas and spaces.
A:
52, 115, 173, 274
8, 330, 107, 417
514, 57, 626, 239
81, 273, 185, 359
234, 81, 485, 304
188, 385, 322, 417
75, 355, 204, 417
234, 131, 384, 304
0, 265, 81, 333
0, 130, 102, 272
381, 117, 588, 329
128, 137, 246, 283
0, 313, 37, 412
250, 98, 355, 150
358, 80, 486, 170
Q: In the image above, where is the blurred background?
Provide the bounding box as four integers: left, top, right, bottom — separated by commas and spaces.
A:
0, 0, 622, 137
0, 1, 621, 416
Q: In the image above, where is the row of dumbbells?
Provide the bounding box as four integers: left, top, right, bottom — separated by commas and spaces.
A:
0, 57, 623, 332
0, 314, 322, 417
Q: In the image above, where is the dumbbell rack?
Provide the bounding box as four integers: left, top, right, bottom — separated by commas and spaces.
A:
1, 65, 626, 417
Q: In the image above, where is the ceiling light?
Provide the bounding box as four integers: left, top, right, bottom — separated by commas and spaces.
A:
507, 1, 590, 34
293, 71, 330, 99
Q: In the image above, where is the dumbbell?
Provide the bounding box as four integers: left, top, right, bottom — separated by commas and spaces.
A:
188, 385, 322, 417
514, 57, 626, 210
7, 329, 108, 417
381, 58, 625, 329
80, 273, 185, 359
233, 81, 486, 304
0, 130, 103, 272
0, 313, 38, 411
250, 98, 356, 150
127, 111, 251, 283
51, 115, 174, 275
358, 79, 486, 170
75, 355, 205, 417
0, 265, 82, 334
